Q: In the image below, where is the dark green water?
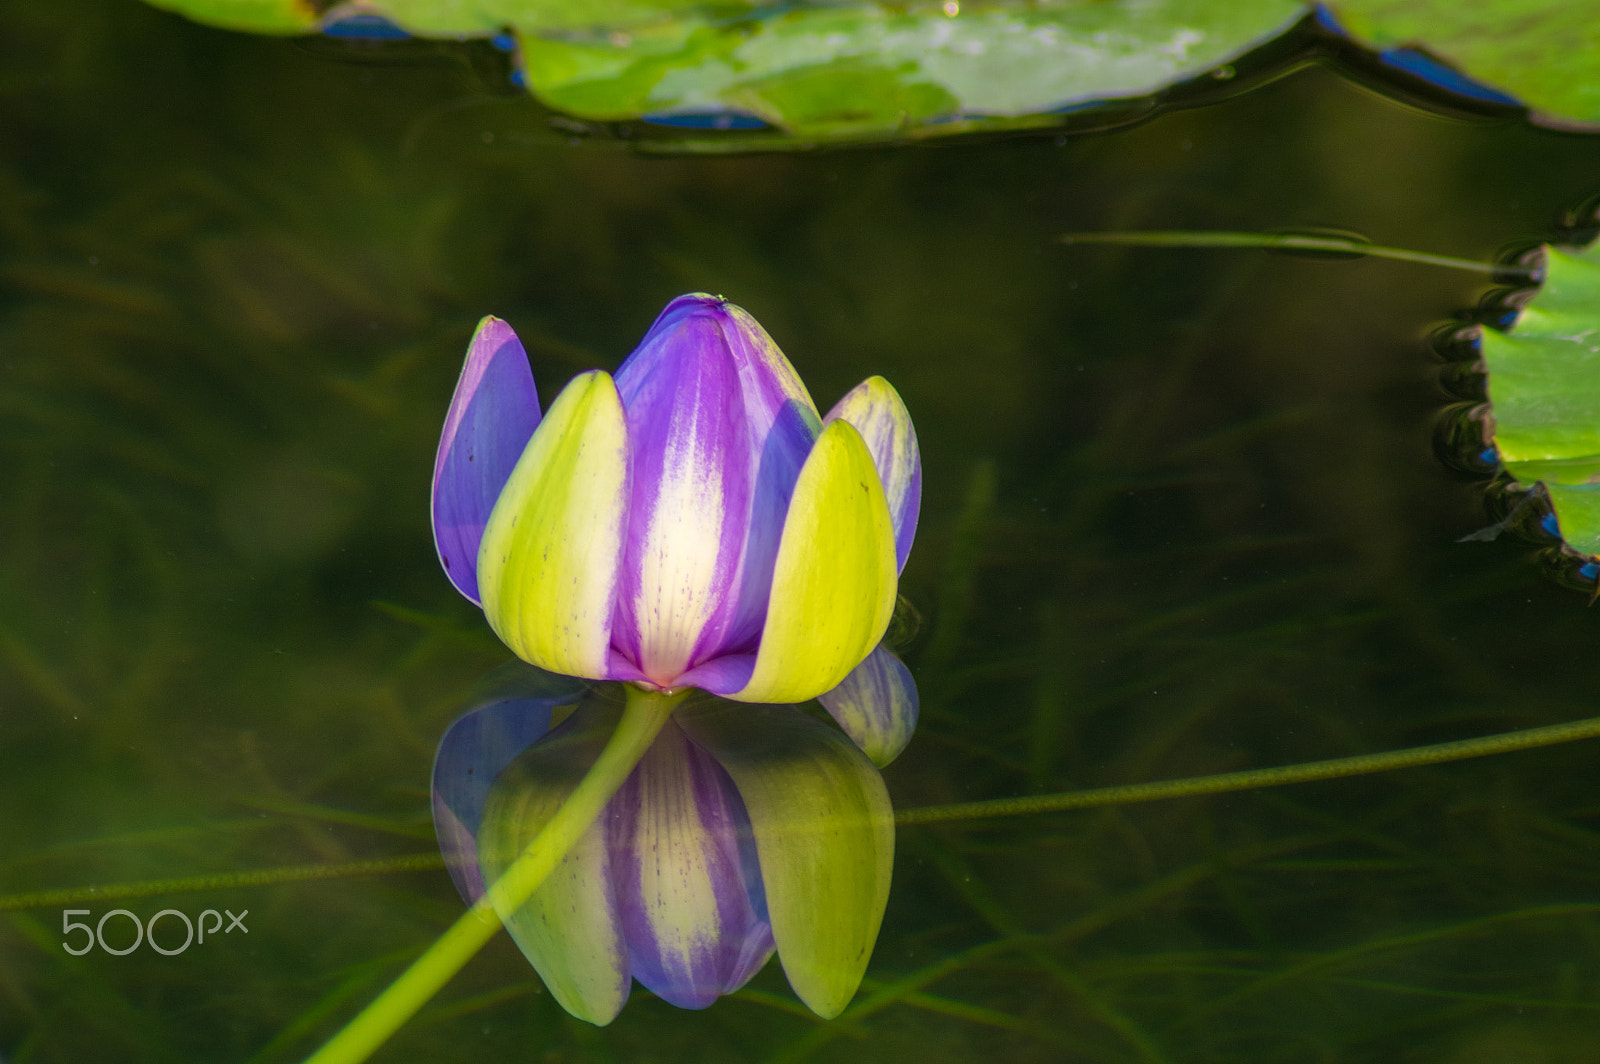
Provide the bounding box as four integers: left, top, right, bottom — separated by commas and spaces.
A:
6, 4, 1600, 1061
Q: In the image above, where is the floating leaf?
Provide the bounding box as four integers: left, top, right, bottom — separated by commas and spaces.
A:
1327, 1, 1600, 128
511, 0, 1306, 140
144, 0, 317, 33
144, 0, 1305, 142
1481, 242, 1600, 559
142, 1, 1600, 137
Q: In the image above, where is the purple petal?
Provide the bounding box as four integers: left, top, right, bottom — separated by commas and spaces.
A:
816, 644, 919, 767
432, 316, 541, 605
612, 313, 754, 686
675, 653, 756, 696
729, 397, 821, 649
625, 296, 816, 426
713, 300, 823, 649
824, 377, 921, 572
614, 295, 822, 677
430, 663, 584, 904
608, 718, 774, 1008
431, 803, 480, 908
601, 652, 649, 686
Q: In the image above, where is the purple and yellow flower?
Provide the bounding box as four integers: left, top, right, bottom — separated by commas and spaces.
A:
429, 294, 921, 1023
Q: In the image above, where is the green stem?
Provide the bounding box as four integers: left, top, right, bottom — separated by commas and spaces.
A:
897, 712, 1600, 825
300, 684, 686, 1064
1057, 230, 1533, 275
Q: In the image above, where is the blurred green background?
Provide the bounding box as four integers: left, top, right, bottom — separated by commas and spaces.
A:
6, 2, 1600, 1061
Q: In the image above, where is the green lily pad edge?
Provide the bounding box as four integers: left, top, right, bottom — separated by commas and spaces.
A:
1481, 239, 1600, 564
142, 0, 1600, 146
143, 0, 1306, 145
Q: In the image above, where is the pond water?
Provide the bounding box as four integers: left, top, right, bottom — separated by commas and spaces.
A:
6, 4, 1600, 1062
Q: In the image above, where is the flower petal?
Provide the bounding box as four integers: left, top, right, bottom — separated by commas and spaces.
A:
614, 294, 822, 673
729, 395, 819, 652
479, 370, 629, 680
612, 315, 753, 686
824, 376, 921, 573
729, 419, 898, 704
432, 316, 542, 605
676, 699, 894, 1019
816, 644, 919, 768
623, 296, 818, 434
713, 299, 823, 651
478, 695, 631, 1025
609, 718, 774, 1009
430, 663, 586, 904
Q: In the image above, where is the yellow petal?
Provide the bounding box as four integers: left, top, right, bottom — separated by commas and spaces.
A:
478, 697, 630, 1025
676, 698, 894, 1019
478, 370, 628, 679
731, 420, 897, 704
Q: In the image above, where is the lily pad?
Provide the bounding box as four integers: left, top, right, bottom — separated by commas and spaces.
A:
1327, 1, 1600, 128
144, 0, 318, 33
145, 0, 1305, 140
512, 1, 1306, 139
1480, 242, 1600, 559
140, 1, 1600, 138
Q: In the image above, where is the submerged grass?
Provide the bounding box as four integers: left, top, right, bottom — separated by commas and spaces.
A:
9, 704, 1596, 915
7, 1, 1600, 1061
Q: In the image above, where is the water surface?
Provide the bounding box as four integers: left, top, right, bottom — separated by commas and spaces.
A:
5, 4, 1600, 1061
